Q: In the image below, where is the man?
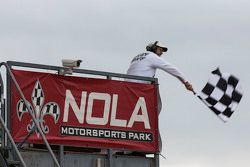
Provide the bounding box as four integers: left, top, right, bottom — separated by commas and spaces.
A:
126, 41, 193, 152
127, 41, 193, 91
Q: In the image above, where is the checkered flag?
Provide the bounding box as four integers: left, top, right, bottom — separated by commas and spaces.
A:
197, 68, 243, 122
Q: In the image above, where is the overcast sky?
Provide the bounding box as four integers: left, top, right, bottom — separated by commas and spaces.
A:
1, 0, 250, 167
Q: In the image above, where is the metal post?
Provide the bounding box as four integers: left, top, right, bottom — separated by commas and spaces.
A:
6, 67, 11, 148
0, 73, 4, 145
59, 145, 64, 167
154, 153, 159, 167
95, 158, 103, 167
107, 149, 113, 167
1, 66, 27, 166
154, 79, 160, 167
0, 75, 26, 167
0, 114, 27, 167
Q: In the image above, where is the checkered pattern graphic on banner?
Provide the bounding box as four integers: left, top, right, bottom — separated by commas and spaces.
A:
42, 102, 60, 123
17, 100, 33, 120
198, 68, 243, 122
32, 81, 44, 114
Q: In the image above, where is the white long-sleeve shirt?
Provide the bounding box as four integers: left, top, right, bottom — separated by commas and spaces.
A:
126, 51, 187, 83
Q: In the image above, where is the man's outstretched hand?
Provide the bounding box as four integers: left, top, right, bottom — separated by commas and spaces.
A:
184, 81, 194, 92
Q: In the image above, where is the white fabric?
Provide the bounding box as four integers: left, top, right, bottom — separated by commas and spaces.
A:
126, 51, 186, 83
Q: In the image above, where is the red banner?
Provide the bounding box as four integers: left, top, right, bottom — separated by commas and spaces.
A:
10, 69, 159, 152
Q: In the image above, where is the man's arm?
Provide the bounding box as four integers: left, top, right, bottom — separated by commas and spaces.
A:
177, 76, 194, 92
